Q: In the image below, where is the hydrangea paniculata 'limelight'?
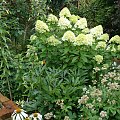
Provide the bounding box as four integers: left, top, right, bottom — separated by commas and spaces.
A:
90, 25, 103, 37
59, 7, 71, 17
97, 33, 109, 41
58, 17, 72, 29
74, 18, 87, 29
94, 55, 103, 64
82, 28, 90, 34
35, 20, 49, 33
74, 34, 94, 46
96, 41, 106, 49
29, 113, 42, 120
62, 30, 76, 42
69, 15, 80, 23
111, 45, 116, 52
47, 14, 58, 23
118, 45, 120, 51
30, 35, 37, 41
109, 35, 120, 44
11, 108, 28, 120
47, 35, 61, 46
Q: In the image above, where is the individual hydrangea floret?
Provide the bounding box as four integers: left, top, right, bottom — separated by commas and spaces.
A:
90, 25, 103, 37
74, 18, 87, 29
94, 55, 103, 64
11, 108, 28, 120
97, 33, 109, 41
58, 17, 72, 29
69, 14, 80, 23
111, 45, 116, 52
47, 14, 58, 23
62, 30, 76, 42
35, 20, 49, 33
29, 113, 42, 120
109, 35, 120, 44
59, 7, 71, 17
96, 41, 106, 49
47, 35, 62, 46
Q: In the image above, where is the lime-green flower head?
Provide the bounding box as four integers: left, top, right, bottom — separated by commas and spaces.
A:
35, 20, 49, 33
118, 45, 120, 51
47, 14, 58, 23
30, 35, 37, 41
58, 17, 72, 29
109, 35, 120, 44
59, 7, 71, 18
90, 25, 103, 37
82, 28, 90, 34
96, 41, 106, 49
94, 55, 103, 64
62, 30, 76, 43
69, 15, 80, 23
97, 33, 109, 41
74, 18, 87, 29
47, 35, 62, 46
74, 33, 94, 46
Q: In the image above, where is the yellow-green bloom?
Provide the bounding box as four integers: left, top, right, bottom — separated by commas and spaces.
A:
82, 28, 90, 34
74, 33, 94, 46
47, 35, 62, 46
47, 14, 58, 23
97, 33, 109, 41
74, 18, 87, 29
118, 45, 120, 51
58, 17, 72, 29
30, 35, 37, 41
90, 25, 103, 37
35, 20, 49, 33
111, 45, 116, 52
69, 15, 80, 23
94, 55, 103, 64
59, 7, 71, 17
96, 41, 106, 49
62, 30, 76, 42
109, 35, 120, 44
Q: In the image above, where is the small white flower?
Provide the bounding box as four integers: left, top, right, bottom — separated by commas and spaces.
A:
29, 113, 42, 120
11, 109, 28, 120
100, 111, 107, 118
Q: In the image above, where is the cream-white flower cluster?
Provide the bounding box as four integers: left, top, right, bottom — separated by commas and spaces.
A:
44, 112, 54, 120
90, 25, 103, 37
74, 33, 94, 46
74, 18, 87, 29
78, 95, 89, 104
47, 35, 61, 46
109, 35, 120, 44
56, 99, 64, 109
58, 17, 72, 29
64, 116, 70, 120
35, 20, 49, 33
59, 7, 71, 17
62, 30, 76, 42
47, 14, 58, 23
96, 41, 106, 49
97, 33, 109, 41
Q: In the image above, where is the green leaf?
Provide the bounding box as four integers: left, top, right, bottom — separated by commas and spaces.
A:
72, 56, 78, 63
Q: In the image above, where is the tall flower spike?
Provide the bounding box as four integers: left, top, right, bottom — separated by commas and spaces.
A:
29, 112, 42, 120
11, 108, 28, 120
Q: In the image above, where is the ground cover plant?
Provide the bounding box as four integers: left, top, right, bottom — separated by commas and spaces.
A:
0, 4, 120, 120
